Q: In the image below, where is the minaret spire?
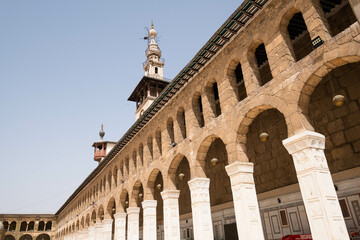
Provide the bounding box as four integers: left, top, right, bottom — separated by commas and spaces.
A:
143, 22, 164, 79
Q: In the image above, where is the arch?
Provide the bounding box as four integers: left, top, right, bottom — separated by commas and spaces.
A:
91, 210, 97, 225
19, 234, 33, 240
307, 62, 360, 173
130, 180, 144, 207
298, 56, 360, 115
176, 107, 187, 140
20, 221, 27, 232
205, 79, 222, 117
146, 168, 164, 222
97, 205, 104, 222
35, 234, 50, 240
119, 188, 129, 211
146, 168, 163, 199
5, 235, 15, 240
155, 129, 162, 155
9, 221, 16, 231
192, 92, 205, 128
319, 0, 357, 36
113, 165, 118, 187
85, 214, 91, 228
3, 221, 9, 231
45, 221, 52, 231
138, 143, 144, 166
106, 196, 116, 217
167, 117, 175, 145
28, 221, 35, 231
131, 149, 137, 172
227, 59, 247, 102
108, 170, 112, 191
147, 135, 154, 160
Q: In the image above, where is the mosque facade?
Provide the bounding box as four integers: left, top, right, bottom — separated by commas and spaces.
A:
1, 0, 360, 239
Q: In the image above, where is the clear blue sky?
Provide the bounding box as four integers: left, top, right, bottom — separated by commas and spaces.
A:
0, 0, 241, 214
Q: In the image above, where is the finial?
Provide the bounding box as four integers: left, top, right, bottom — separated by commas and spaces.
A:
151, 21, 154, 29
99, 123, 105, 140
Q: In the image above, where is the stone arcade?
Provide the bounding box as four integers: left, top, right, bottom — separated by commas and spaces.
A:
1, 0, 360, 239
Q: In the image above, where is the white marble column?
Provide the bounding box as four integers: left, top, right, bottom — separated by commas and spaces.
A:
88, 225, 96, 240
283, 131, 348, 240
142, 200, 157, 240
127, 207, 140, 240
114, 212, 127, 240
95, 222, 103, 240
161, 190, 181, 240
188, 178, 214, 240
225, 162, 265, 240
102, 219, 113, 240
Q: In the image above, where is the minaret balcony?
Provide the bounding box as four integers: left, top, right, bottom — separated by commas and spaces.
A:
94, 149, 106, 161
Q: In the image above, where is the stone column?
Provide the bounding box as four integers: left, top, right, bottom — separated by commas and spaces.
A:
114, 213, 127, 240
127, 207, 140, 240
142, 200, 157, 240
283, 131, 348, 240
102, 219, 113, 240
95, 222, 103, 240
225, 162, 265, 240
188, 178, 214, 240
349, 0, 360, 20
88, 225, 96, 240
161, 190, 181, 240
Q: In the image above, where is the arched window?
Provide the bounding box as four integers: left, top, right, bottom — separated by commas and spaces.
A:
45, 221, 52, 231
207, 82, 221, 117
38, 221, 45, 231
255, 43, 273, 85
108, 171, 112, 191
9, 221, 16, 231
147, 135, 154, 160
3, 221, 9, 231
155, 129, 162, 155
320, 0, 356, 36
235, 63, 247, 101
27, 221, 34, 231
193, 94, 205, 128
167, 118, 175, 145
138, 144, 144, 166
177, 108, 187, 140
20, 221, 27, 232
287, 12, 313, 61
155, 67, 158, 74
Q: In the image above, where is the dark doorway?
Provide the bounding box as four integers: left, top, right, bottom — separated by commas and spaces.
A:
224, 223, 238, 240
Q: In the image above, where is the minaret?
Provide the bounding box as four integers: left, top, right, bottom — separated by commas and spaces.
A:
128, 23, 170, 120
143, 22, 164, 79
92, 124, 116, 163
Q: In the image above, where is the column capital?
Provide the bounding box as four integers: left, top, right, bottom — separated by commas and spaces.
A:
161, 189, 180, 200
102, 218, 113, 225
225, 161, 253, 176
127, 207, 140, 215
282, 130, 325, 154
142, 199, 157, 209
114, 212, 127, 219
188, 177, 210, 189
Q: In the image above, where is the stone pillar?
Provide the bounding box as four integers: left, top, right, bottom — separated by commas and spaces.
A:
349, 0, 360, 21
114, 213, 127, 240
102, 219, 113, 240
88, 226, 96, 240
283, 131, 348, 240
142, 200, 157, 240
161, 190, 181, 240
95, 222, 103, 240
188, 178, 214, 240
127, 207, 140, 240
225, 162, 265, 240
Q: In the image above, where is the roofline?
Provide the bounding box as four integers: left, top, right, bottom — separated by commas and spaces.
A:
55, 0, 269, 216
